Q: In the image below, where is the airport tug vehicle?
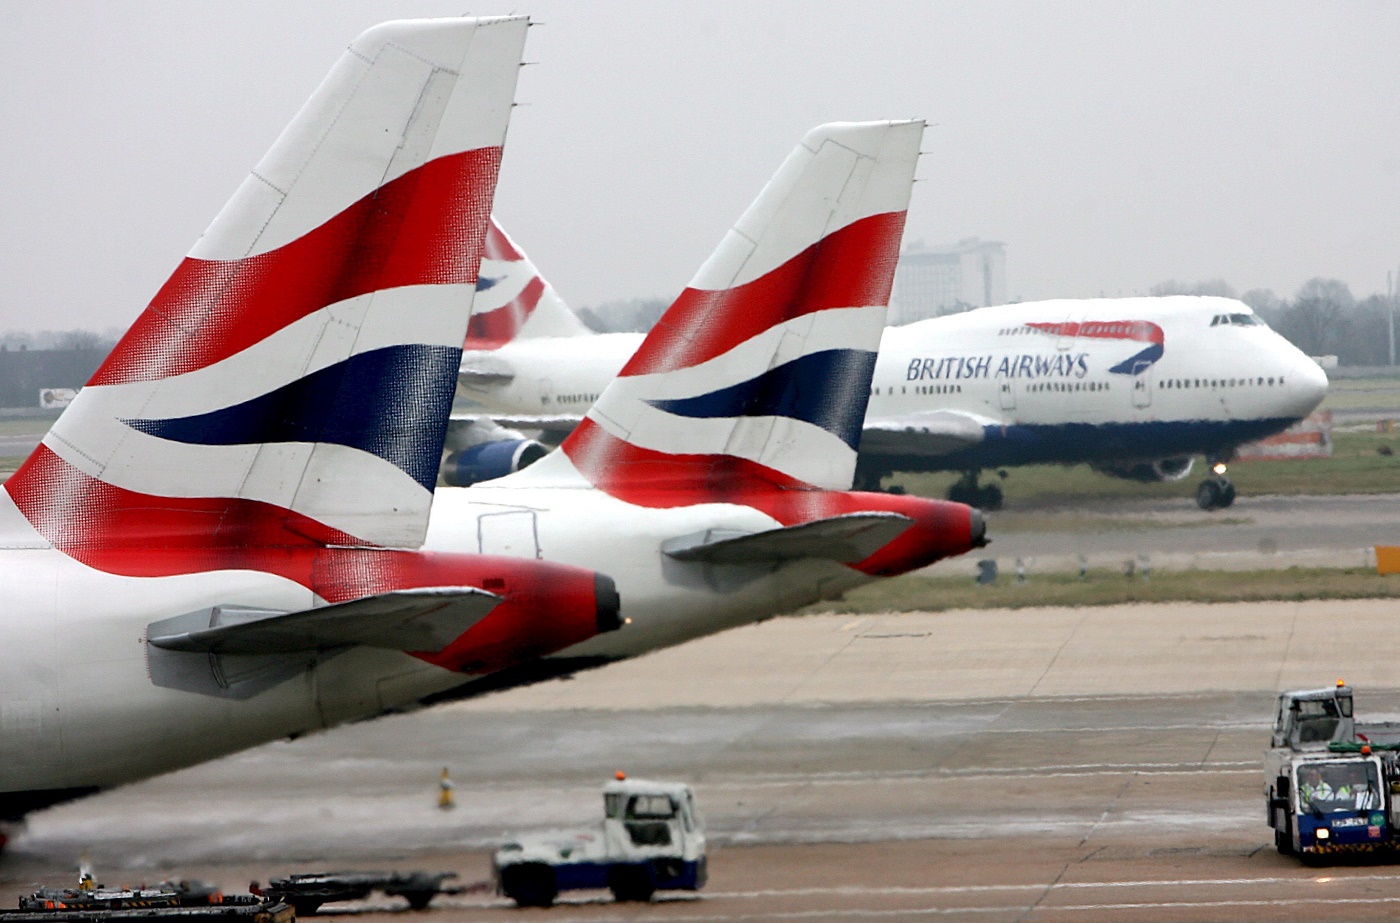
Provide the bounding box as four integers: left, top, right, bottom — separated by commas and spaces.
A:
494, 776, 706, 907
1266, 682, 1400, 862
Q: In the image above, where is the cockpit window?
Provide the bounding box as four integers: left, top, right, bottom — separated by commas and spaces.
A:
1211, 313, 1264, 328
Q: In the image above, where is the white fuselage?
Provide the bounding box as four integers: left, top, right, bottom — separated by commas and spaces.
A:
422, 467, 870, 661
0, 508, 467, 801
0, 461, 890, 805
464, 297, 1328, 469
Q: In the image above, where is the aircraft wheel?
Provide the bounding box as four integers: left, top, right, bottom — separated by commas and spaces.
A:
401, 891, 435, 912
1196, 480, 1223, 511
501, 864, 557, 908
1218, 480, 1237, 508
978, 483, 1004, 511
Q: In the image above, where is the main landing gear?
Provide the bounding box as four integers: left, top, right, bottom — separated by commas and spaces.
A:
948, 470, 1005, 511
1196, 460, 1237, 511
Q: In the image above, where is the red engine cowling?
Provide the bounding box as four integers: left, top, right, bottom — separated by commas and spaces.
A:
308, 548, 620, 674
841, 493, 987, 577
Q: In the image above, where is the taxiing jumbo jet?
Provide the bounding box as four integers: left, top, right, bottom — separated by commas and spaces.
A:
0, 18, 624, 837
425, 119, 986, 687
455, 238, 1327, 511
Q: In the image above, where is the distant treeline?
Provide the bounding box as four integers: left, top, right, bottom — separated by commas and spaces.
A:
0, 328, 121, 353
0, 276, 1389, 407
1151, 277, 1398, 366
579, 280, 1400, 367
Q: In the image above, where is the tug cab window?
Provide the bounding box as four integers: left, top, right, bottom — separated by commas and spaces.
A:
1292, 697, 1347, 744
624, 793, 678, 846
1296, 761, 1381, 814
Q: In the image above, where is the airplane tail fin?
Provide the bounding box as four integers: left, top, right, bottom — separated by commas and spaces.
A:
553, 120, 922, 492
6, 17, 529, 551
463, 217, 592, 349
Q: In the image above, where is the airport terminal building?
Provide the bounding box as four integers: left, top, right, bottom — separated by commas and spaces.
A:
891, 238, 1007, 324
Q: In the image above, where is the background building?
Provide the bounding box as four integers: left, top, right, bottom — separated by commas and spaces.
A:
891, 238, 1006, 324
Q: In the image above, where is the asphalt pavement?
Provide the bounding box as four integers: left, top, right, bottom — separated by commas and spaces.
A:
942, 491, 1400, 575
7, 600, 1400, 920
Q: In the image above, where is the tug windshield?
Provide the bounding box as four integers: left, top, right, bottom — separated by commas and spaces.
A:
1295, 761, 1381, 814
1292, 697, 1346, 744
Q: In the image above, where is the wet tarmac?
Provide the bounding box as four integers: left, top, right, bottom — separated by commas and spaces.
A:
947, 491, 1400, 575
7, 600, 1400, 919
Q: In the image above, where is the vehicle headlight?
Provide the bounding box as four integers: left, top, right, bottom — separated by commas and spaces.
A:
1315, 827, 1330, 840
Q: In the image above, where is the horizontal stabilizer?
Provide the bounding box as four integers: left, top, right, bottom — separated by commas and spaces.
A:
147, 587, 501, 655
663, 512, 913, 566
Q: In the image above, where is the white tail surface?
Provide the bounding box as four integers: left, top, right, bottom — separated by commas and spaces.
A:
7, 17, 529, 551
552, 120, 924, 493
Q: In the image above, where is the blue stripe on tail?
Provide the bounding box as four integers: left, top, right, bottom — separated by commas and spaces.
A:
122, 345, 461, 491
646, 348, 878, 449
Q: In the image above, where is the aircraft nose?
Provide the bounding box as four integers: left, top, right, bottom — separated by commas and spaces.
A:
1287, 355, 1329, 417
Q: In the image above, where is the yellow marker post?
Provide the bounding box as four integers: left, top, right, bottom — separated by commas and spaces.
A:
438, 767, 455, 810
1376, 546, 1400, 575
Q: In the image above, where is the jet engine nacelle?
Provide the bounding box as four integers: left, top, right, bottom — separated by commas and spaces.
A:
444, 439, 548, 486
1094, 457, 1195, 483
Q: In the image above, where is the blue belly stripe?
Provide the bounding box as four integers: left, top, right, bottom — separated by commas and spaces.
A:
647, 349, 878, 449
122, 344, 461, 491
866, 416, 1303, 472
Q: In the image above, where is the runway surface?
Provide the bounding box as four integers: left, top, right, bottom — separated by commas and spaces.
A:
988, 492, 1400, 559
7, 600, 1400, 920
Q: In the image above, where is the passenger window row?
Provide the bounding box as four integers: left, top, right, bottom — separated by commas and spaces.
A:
1162, 376, 1283, 389
1028, 381, 1107, 393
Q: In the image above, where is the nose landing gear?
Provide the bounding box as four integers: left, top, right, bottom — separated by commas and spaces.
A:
1196, 461, 1236, 510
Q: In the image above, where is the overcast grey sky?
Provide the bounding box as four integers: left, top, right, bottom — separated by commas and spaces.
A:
1, 2, 1397, 332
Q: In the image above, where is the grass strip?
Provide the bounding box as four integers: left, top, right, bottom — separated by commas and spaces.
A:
886, 430, 1400, 503
805, 567, 1400, 615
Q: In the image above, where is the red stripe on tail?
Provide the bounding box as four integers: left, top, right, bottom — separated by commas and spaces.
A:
619, 211, 906, 378
92, 147, 502, 386
463, 276, 545, 350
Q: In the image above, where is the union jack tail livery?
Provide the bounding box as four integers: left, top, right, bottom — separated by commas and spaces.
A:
0, 18, 637, 823
8, 17, 530, 551
553, 120, 923, 493
463, 218, 591, 349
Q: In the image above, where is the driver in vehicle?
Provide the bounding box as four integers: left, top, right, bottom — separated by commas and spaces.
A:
1298, 767, 1334, 805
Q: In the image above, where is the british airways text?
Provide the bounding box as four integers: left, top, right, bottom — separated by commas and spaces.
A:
906, 353, 1090, 381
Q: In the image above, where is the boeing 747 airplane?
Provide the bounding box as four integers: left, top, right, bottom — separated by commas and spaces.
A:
453, 228, 1327, 510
